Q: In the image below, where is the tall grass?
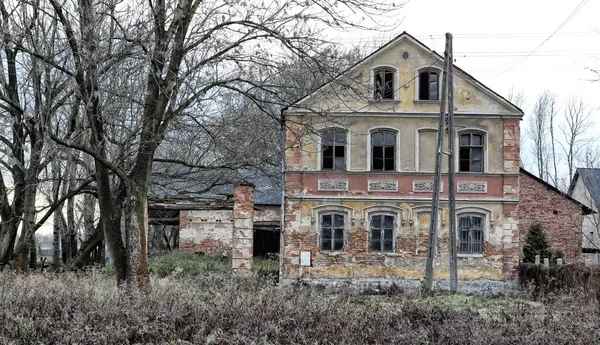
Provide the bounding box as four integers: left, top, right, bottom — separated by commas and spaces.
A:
1, 271, 599, 344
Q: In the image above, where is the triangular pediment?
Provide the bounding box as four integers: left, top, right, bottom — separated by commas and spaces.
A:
285, 32, 523, 117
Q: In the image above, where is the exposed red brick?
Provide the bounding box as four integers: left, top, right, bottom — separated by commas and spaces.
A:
518, 171, 583, 262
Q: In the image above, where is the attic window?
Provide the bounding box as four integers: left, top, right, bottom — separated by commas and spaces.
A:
418, 70, 439, 100
373, 68, 395, 100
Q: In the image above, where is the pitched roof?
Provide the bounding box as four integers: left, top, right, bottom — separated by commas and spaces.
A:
568, 168, 600, 206
149, 165, 282, 205
284, 31, 524, 116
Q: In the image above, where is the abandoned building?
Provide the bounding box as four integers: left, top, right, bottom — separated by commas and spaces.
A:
568, 168, 600, 263
147, 169, 282, 259
279, 32, 586, 287
151, 32, 590, 288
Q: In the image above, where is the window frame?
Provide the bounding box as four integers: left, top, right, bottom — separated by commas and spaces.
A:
457, 213, 486, 255
371, 66, 398, 101
457, 130, 486, 173
415, 67, 442, 101
319, 212, 347, 252
368, 213, 397, 253
369, 128, 398, 172
320, 128, 348, 171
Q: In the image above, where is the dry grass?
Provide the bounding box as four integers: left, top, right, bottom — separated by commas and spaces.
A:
1, 270, 599, 344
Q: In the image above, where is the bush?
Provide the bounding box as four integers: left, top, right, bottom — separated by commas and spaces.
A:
1, 272, 600, 344
519, 262, 600, 297
149, 251, 231, 277
522, 222, 550, 263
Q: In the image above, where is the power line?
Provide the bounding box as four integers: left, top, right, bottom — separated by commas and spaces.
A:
487, 0, 590, 79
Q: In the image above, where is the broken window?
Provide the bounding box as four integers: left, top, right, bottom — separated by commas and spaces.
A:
320, 213, 346, 251
458, 214, 484, 254
418, 70, 439, 100
370, 214, 395, 252
322, 128, 346, 171
373, 68, 395, 100
459, 132, 484, 172
371, 130, 396, 171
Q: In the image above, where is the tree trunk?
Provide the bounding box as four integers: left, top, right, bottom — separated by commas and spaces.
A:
122, 185, 150, 292
70, 221, 103, 270
0, 218, 20, 268
12, 182, 39, 271
52, 205, 64, 270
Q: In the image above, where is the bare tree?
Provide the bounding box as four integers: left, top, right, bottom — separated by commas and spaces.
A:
527, 91, 556, 183
559, 96, 594, 182
15, 0, 400, 290
0, 1, 92, 270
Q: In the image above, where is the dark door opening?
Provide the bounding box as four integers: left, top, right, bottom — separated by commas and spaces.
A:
253, 228, 280, 258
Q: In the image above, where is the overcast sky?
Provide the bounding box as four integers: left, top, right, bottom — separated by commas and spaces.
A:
336, 0, 600, 112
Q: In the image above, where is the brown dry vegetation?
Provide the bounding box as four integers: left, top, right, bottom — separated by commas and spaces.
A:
1, 269, 599, 345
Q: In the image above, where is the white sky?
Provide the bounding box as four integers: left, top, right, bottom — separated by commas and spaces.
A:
335, 0, 600, 111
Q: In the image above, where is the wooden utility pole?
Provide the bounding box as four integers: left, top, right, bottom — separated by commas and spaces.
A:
424, 34, 451, 292
447, 33, 458, 292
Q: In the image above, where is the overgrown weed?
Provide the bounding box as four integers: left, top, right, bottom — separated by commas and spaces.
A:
1, 271, 599, 344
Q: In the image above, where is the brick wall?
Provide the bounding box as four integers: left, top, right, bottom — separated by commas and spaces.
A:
518, 170, 583, 262
232, 182, 255, 274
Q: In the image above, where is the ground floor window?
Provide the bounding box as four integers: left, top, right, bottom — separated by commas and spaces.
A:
321, 213, 346, 251
370, 214, 394, 252
458, 214, 484, 254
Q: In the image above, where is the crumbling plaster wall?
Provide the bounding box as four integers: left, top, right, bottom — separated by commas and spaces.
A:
180, 209, 234, 256
281, 198, 520, 283
179, 204, 281, 256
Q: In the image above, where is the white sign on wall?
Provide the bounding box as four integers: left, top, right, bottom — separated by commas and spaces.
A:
300, 251, 311, 267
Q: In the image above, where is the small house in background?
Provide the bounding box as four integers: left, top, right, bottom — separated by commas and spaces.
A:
519, 168, 590, 262
148, 167, 282, 258
568, 168, 600, 263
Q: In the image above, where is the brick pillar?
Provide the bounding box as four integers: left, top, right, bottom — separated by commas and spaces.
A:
232, 181, 254, 275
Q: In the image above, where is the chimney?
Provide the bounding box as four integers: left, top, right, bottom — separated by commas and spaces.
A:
232, 181, 254, 275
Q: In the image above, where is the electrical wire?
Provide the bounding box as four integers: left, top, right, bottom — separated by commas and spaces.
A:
487, 0, 590, 79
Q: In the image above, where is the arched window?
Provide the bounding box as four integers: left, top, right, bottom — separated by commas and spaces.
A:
320, 212, 346, 251
371, 130, 396, 171
321, 128, 346, 171
373, 67, 396, 100
418, 69, 440, 100
458, 214, 485, 254
459, 132, 484, 172
369, 213, 395, 252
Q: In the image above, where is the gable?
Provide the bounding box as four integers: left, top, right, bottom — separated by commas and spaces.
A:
286, 32, 523, 117
569, 168, 600, 210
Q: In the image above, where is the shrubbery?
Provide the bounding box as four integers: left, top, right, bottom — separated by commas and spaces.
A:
1, 272, 600, 344
522, 222, 564, 264
149, 251, 231, 277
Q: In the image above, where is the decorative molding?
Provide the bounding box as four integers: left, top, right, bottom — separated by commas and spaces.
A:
318, 179, 348, 191
368, 180, 398, 192
413, 180, 443, 193
457, 181, 487, 193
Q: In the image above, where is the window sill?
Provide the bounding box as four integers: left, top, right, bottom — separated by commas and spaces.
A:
370, 252, 402, 256
414, 99, 440, 103
371, 99, 399, 103
320, 251, 346, 256
457, 253, 484, 258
